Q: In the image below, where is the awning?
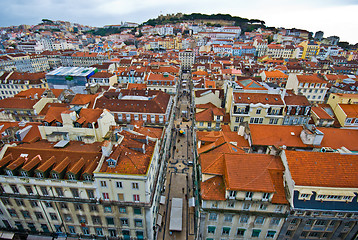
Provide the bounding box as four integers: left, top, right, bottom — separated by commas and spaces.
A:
316, 189, 355, 197
160, 195, 166, 205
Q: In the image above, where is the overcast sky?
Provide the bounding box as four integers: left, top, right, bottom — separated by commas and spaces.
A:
1, 0, 357, 44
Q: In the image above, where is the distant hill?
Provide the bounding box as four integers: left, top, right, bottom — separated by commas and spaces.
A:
142, 13, 266, 32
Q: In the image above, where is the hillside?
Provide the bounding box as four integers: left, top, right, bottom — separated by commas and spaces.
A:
143, 13, 266, 32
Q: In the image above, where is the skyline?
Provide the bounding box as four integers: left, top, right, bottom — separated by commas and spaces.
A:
0, 0, 358, 44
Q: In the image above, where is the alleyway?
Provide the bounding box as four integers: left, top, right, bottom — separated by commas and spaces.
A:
156, 72, 196, 240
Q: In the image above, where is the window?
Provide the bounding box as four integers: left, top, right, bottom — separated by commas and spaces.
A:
96, 228, 103, 236
134, 208, 141, 215
121, 218, 129, 226
55, 187, 64, 197
135, 219, 143, 227
255, 216, 265, 224
315, 220, 327, 226
78, 215, 87, 224
82, 227, 90, 235
68, 174, 76, 180
243, 203, 251, 210
224, 214, 233, 222
109, 229, 116, 237
270, 217, 281, 225
116, 181, 123, 188
256, 109, 261, 114
229, 190, 236, 198
103, 192, 109, 200
86, 189, 95, 199
68, 226, 76, 234
21, 210, 31, 219
40, 186, 48, 196
35, 212, 44, 220
118, 193, 124, 201
64, 214, 72, 222
92, 216, 102, 225
100, 181, 107, 187
262, 193, 270, 200
132, 182, 139, 189
8, 209, 17, 217
89, 205, 98, 212
266, 231, 276, 238
133, 194, 140, 202
259, 204, 267, 210
10, 185, 19, 194
208, 226, 216, 234
60, 203, 68, 209
245, 192, 253, 199
75, 204, 82, 211
50, 213, 58, 220
106, 217, 114, 225
222, 227, 230, 235
237, 228, 245, 236
227, 202, 235, 208
252, 229, 261, 238
104, 205, 112, 213
70, 188, 79, 198
240, 215, 249, 223
119, 207, 126, 213
209, 213, 217, 221
15, 199, 24, 206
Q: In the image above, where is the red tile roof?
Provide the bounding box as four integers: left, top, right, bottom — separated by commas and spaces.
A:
285, 150, 358, 188
0, 97, 39, 110
233, 92, 284, 105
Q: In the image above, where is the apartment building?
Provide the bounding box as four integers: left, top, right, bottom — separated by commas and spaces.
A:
230, 92, 285, 131
283, 94, 311, 125
286, 74, 328, 104
0, 97, 55, 122
195, 103, 229, 131
38, 107, 116, 143
0, 126, 163, 240
88, 72, 118, 87
179, 50, 195, 71
145, 72, 177, 94
198, 147, 289, 240
94, 89, 173, 126
278, 150, 358, 240
0, 72, 49, 99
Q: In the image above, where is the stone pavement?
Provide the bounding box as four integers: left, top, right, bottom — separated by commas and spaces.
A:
156, 72, 195, 240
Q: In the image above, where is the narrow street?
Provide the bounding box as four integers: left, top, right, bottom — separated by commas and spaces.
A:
156, 71, 196, 240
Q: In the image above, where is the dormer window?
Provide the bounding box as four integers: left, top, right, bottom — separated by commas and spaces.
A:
74, 122, 81, 128
44, 122, 49, 126
107, 159, 117, 167
84, 175, 92, 181
37, 172, 44, 178
21, 171, 28, 177
56, 122, 62, 127
228, 191, 236, 199
68, 174, 75, 180
245, 192, 253, 200
87, 123, 93, 128
262, 193, 270, 201
52, 173, 59, 179
6, 170, 13, 176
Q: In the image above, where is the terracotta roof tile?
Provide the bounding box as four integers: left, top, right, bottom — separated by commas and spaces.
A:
0, 97, 39, 110
201, 176, 226, 201
285, 150, 358, 188
233, 92, 284, 105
